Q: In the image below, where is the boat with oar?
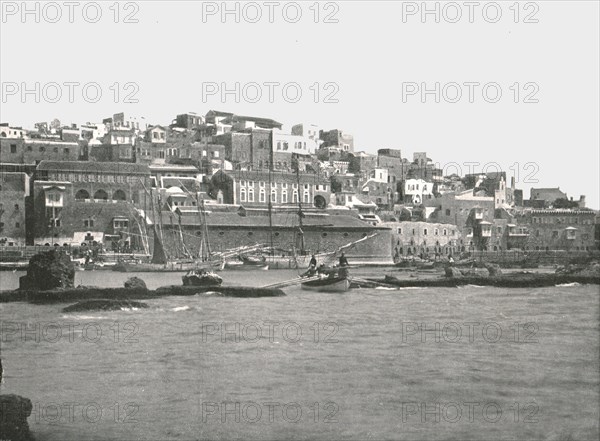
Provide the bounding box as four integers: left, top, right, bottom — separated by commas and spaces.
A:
262, 266, 351, 293
300, 275, 350, 292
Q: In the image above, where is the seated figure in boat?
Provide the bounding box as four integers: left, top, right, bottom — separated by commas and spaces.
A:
338, 253, 350, 278
302, 254, 319, 277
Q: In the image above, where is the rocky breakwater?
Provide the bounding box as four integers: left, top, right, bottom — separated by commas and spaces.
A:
1, 263, 285, 303
0, 394, 35, 441
379, 261, 599, 288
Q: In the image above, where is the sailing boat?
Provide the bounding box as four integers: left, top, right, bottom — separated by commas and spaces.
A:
113, 186, 223, 272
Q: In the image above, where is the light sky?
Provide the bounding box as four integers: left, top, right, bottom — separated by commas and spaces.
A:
1, 1, 598, 208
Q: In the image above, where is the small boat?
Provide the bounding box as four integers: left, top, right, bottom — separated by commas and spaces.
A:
223, 261, 269, 271
224, 254, 269, 271
301, 276, 350, 293
113, 261, 222, 272
182, 269, 223, 287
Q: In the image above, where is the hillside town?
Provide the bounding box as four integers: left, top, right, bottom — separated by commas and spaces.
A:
1, 111, 599, 265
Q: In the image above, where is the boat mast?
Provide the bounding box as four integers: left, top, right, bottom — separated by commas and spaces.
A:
294, 153, 305, 255
267, 132, 274, 256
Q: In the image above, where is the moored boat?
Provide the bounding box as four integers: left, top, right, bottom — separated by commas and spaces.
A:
223, 261, 269, 271
113, 260, 222, 272
300, 276, 350, 293
182, 269, 223, 286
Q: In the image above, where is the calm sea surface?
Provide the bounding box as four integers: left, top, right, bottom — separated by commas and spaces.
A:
1, 269, 599, 441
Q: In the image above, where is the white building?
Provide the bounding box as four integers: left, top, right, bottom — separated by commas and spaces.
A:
404, 179, 434, 205
111, 112, 148, 133
0, 124, 25, 138
272, 129, 318, 156
291, 123, 321, 142
369, 168, 389, 183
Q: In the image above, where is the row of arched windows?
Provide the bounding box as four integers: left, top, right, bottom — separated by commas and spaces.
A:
75, 189, 127, 201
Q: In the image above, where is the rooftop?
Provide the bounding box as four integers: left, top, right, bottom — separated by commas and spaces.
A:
38, 160, 150, 175
161, 211, 388, 230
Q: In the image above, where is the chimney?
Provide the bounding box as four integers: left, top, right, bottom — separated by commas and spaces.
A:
511, 176, 515, 189
579, 195, 586, 208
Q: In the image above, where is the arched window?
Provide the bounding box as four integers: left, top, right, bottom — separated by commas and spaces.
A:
113, 189, 127, 201
94, 189, 108, 200
75, 189, 90, 200
314, 195, 326, 209
240, 188, 246, 203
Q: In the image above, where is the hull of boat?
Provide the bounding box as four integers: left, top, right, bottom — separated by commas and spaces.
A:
301, 277, 350, 293
112, 261, 222, 272
224, 262, 269, 271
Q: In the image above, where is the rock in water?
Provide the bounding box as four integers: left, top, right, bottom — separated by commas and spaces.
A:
63, 299, 149, 312
124, 276, 147, 290
19, 250, 75, 291
0, 394, 35, 441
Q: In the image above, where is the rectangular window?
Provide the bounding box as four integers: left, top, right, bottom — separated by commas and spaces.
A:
10, 144, 17, 153
397, 228, 402, 234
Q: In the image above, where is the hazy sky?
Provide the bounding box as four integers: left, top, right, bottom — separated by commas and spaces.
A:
1, 1, 598, 208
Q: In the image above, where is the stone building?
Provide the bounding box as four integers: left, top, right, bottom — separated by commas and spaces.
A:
384, 221, 462, 258
173, 113, 204, 129
212, 129, 272, 170
0, 172, 30, 245
158, 210, 392, 263
320, 129, 354, 153
0, 123, 26, 138
1, 137, 80, 164
377, 149, 406, 182
31, 161, 151, 249
513, 208, 597, 251
89, 143, 135, 162
210, 169, 330, 209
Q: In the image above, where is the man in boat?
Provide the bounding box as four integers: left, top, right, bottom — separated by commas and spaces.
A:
302, 254, 318, 277
338, 253, 349, 278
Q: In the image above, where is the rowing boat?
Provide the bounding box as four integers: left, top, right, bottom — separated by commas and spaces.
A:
300, 276, 350, 293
